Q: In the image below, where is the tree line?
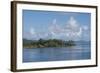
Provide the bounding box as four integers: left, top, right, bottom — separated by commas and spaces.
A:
23, 38, 76, 48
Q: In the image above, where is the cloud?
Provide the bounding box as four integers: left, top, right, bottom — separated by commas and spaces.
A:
30, 27, 35, 35
82, 25, 88, 30
26, 16, 89, 41
65, 16, 82, 38
49, 16, 84, 41
49, 18, 63, 38
36, 32, 49, 39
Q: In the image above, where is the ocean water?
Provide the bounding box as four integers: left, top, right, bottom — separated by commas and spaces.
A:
23, 42, 91, 62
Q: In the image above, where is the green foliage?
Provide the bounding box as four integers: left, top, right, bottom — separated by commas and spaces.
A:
23, 38, 76, 48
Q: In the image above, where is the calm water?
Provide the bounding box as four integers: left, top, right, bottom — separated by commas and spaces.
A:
23, 42, 91, 62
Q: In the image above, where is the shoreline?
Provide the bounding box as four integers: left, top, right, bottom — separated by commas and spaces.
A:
23, 45, 76, 49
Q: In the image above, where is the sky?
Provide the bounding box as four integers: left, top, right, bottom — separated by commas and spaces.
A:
22, 10, 91, 41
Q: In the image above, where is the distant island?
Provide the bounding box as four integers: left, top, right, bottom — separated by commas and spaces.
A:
23, 38, 76, 48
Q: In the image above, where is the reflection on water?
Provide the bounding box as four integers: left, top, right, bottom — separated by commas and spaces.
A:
23, 43, 91, 62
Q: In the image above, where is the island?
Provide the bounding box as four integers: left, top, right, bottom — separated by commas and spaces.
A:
23, 38, 76, 48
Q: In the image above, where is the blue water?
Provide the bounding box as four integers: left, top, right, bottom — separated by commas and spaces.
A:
23, 42, 91, 62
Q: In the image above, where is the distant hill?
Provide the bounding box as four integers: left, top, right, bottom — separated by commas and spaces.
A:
23, 39, 33, 45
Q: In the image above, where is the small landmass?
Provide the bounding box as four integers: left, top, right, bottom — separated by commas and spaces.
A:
23, 38, 76, 48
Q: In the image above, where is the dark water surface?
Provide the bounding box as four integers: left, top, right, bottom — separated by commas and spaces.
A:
23, 42, 91, 62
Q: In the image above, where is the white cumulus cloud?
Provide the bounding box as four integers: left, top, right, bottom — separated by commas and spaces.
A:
30, 27, 36, 35
49, 16, 85, 41
28, 16, 89, 41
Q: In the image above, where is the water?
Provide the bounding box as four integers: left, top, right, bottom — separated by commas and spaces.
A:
23, 42, 91, 62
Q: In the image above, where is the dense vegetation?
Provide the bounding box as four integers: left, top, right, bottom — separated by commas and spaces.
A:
23, 39, 76, 48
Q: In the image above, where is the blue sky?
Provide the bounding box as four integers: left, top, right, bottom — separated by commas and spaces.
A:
23, 10, 91, 41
